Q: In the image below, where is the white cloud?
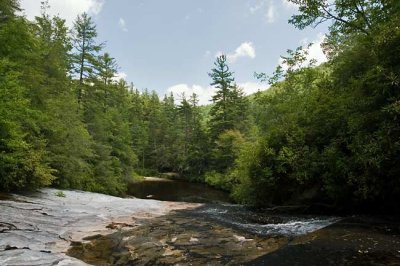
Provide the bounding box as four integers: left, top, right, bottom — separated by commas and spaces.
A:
19, 0, 104, 27
118, 17, 128, 32
249, 1, 264, 14
219, 42, 256, 63
306, 34, 327, 65
266, 4, 276, 23
237, 82, 269, 95
278, 33, 327, 71
281, 0, 297, 9
297, 34, 327, 66
167, 82, 268, 106
112, 72, 127, 82
167, 84, 216, 106
248, 0, 277, 23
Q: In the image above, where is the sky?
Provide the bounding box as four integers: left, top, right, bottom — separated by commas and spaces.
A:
20, 0, 328, 105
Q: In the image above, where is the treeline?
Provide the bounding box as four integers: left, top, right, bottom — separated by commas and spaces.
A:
0, 1, 210, 195
1, 0, 400, 212
214, 0, 400, 212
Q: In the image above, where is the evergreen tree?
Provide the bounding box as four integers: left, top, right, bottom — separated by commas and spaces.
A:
33, 8, 95, 190
206, 55, 248, 175
208, 55, 236, 140
0, 0, 20, 25
128, 87, 149, 173
71, 12, 102, 104
180, 93, 209, 178
91, 52, 118, 111
0, 2, 54, 191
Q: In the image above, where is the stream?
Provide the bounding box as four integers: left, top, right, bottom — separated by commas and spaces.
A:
69, 177, 400, 265
1, 179, 399, 265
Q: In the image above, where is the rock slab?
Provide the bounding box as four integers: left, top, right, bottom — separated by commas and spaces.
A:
0, 188, 192, 265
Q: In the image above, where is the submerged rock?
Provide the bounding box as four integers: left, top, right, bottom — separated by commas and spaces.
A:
67, 210, 290, 265
247, 216, 400, 265
2, 188, 399, 265
66, 205, 400, 265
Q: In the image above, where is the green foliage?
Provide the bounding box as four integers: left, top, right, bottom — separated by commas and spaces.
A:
0, 8, 55, 192
0, 0, 20, 25
0, 3, 140, 196
230, 3, 400, 211
55, 191, 66, 197
205, 55, 250, 182
32, 11, 95, 191
208, 55, 248, 139
204, 131, 244, 192
0, 59, 55, 191
205, 171, 230, 191
71, 12, 102, 104
1, 0, 400, 214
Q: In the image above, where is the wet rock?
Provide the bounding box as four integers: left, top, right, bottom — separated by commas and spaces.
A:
3, 188, 399, 265
247, 217, 400, 266
66, 206, 400, 266
67, 210, 290, 265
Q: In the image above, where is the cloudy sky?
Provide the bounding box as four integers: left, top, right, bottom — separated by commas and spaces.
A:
20, 0, 328, 105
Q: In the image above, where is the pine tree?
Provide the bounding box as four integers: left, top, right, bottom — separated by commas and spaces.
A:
206, 55, 248, 174
92, 52, 118, 111
180, 93, 208, 177
208, 55, 236, 139
0, 2, 54, 191
71, 13, 102, 104
0, 0, 20, 25
208, 55, 248, 141
33, 8, 95, 190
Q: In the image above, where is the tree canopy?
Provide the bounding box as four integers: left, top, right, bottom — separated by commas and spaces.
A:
1, 0, 399, 213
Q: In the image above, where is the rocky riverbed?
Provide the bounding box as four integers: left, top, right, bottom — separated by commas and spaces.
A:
1, 188, 400, 265
0, 188, 196, 265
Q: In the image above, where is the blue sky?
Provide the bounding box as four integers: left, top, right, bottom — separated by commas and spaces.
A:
20, 0, 328, 104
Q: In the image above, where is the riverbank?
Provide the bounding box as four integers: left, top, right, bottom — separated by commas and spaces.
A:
66, 203, 400, 265
128, 176, 232, 203
0, 188, 198, 265
1, 188, 399, 265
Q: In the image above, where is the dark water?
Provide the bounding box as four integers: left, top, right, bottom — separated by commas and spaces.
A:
68, 178, 400, 265
127, 178, 232, 203
127, 178, 338, 236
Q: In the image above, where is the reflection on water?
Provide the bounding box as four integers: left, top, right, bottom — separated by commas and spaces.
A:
68, 178, 399, 265
128, 178, 338, 236
128, 178, 232, 203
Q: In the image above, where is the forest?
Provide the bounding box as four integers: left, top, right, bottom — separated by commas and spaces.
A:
1, 0, 399, 213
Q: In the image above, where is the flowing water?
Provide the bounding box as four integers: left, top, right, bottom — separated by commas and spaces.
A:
67, 178, 400, 265
128, 177, 338, 236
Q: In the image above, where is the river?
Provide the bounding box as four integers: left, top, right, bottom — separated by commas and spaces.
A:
68, 177, 400, 265
1, 179, 399, 265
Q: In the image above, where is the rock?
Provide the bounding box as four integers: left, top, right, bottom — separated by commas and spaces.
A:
0, 188, 193, 265
0, 249, 87, 266
189, 237, 199, 243
68, 210, 291, 265
234, 234, 253, 242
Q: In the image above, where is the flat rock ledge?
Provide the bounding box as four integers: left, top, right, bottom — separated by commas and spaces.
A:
0, 188, 197, 266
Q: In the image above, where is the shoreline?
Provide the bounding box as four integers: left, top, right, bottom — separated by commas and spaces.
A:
0, 188, 199, 265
